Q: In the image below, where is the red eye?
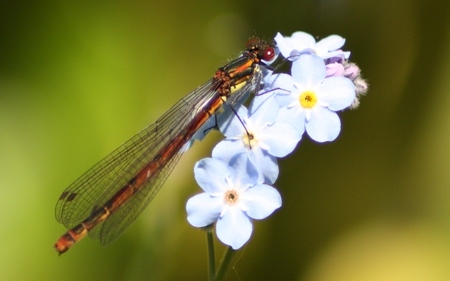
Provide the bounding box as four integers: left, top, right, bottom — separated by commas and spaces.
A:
263, 47, 275, 61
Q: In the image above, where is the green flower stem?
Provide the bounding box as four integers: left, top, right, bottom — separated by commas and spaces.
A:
206, 229, 215, 281
215, 246, 236, 281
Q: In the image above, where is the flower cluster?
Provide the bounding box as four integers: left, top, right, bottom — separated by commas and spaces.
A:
186, 31, 367, 249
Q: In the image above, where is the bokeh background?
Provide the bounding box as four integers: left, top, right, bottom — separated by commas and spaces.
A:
1, 0, 450, 280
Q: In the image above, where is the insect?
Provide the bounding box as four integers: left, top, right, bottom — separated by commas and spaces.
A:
54, 37, 276, 254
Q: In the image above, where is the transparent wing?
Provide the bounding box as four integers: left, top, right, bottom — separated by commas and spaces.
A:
91, 140, 187, 245
55, 78, 218, 228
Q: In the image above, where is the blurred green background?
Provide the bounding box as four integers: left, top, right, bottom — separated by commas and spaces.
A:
2, 0, 450, 280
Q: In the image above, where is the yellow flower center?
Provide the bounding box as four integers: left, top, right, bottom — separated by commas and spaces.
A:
299, 90, 317, 108
243, 132, 256, 149
224, 190, 239, 205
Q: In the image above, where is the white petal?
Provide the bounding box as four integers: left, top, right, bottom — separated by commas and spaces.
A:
216, 207, 253, 250
260, 122, 301, 158
228, 153, 259, 189
291, 54, 326, 89
290, 31, 316, 50
248, 94, 279, 127
241, 184, 282, 219
194, 158, 228, 193
212, 139, 246, 163
248, 148, 279, 184
315, 35, 345, 53
318, 77, 355, 111
278, 105, 306, 135
305, 107, 341, 142
186, 193, 223, 227
274, 32, 293, 59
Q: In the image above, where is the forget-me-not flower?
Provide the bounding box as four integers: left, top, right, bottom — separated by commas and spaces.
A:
186, 154, 282, 250
213, 98, 301, 184
271, 54, 355, 142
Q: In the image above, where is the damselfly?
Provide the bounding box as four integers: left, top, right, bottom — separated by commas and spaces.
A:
54, 37, 276, 254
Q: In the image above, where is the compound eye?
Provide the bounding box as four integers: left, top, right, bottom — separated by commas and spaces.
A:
262, 47, 275, 61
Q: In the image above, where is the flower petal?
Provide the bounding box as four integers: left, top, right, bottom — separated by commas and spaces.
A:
248, 148, 279, 184
290, 31, 316, 49
260, 121, 301, 157
326, 62, 345, 78
263, 73, 296, 93
194, 158, 228, 193
186, 193, 223, 227
318, 76, 355, 111
291, 54, 326, 89
212, 139, 246, 163
305, 107, 341, 142
274, 32, 295, 59
248, 93, 279, 128
228, 153, 259, 189
240, 184, 282, 219
216, 207, 253, 250
315, 35, 345, 53
277, 105, 306, 135
260, 73, 297, 108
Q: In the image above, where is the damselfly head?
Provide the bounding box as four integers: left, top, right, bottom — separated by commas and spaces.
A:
245, 37, 277, 64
